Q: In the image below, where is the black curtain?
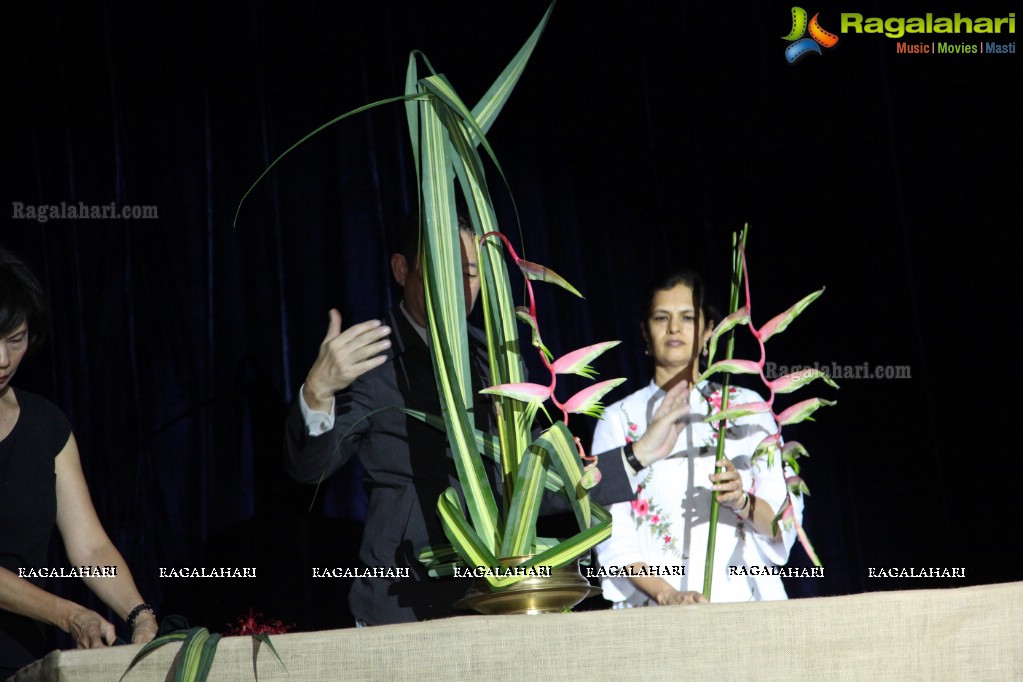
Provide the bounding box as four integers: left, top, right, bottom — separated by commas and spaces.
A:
4, 0, 1019, 639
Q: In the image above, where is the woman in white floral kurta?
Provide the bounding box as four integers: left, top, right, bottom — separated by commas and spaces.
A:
593, 273, 800, 606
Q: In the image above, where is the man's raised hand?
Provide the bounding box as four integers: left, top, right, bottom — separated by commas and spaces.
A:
302, 309, 391, 411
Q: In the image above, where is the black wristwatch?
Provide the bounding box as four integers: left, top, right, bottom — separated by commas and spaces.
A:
623, 442, 644, 471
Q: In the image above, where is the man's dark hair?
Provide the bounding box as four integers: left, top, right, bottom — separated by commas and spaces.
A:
397, 212, 474, 266
0, 246, 51, 352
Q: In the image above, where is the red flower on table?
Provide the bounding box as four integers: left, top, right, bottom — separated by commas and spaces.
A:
663, 535, 671, 544
631, 499, 650, 516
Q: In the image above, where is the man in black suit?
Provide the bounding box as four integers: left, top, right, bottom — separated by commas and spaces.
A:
285, 217, 691, 625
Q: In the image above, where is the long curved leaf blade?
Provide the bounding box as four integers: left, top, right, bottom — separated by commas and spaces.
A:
234, 93, 420, 227
191, 632, 222, 682
403, 408, 568, 495
471, 1, 556, 136
419, 96, 501, 551
119, 631, 189, 681
500, 446, 548, 557
520, 504, 612, 570
438, 488, 529, 589
483, 503, 612, 590
175, 627, 211, 682
538, 422, 591, 529
251, 633, 288, 674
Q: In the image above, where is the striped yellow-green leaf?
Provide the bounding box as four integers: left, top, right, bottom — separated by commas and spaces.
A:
500, 445, 548, 557
537, 422, 591, 530
119, 631, 189, 681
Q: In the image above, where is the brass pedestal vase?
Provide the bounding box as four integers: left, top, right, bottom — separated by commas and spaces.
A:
454, 555, 600, 615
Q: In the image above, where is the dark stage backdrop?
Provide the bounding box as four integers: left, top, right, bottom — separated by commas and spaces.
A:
3, 0, 1019, 641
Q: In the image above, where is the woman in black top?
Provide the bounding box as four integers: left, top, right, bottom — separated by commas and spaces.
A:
0, 247, 157, 676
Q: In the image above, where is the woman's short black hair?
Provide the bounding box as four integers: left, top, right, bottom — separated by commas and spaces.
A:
0, 246, 51, 351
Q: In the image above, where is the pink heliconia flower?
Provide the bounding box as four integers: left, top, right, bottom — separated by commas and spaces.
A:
550, 341, 620, 378
786, 475, 810, 495
758, 288, 825, 342
700, 359, 762, 382
563, 378, 626, 418
775, 397, 837, 426
515, 258, 582, 298
479, 382, 552, 404
705, 401, 771, 423
770, 368, 839, 395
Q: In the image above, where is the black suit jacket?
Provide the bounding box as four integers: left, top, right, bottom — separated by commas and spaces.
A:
285, 305, 635, 624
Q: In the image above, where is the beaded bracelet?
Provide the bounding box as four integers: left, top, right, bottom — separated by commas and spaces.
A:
127, 603, 155, 629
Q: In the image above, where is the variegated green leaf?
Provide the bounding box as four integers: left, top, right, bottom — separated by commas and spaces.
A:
538, 422, 591, 529
120, 631, 189, 681
470, 1, 556, 136
500, 446, 548, 557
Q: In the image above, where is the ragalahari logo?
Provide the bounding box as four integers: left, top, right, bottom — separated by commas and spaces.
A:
783, 7, 839, 63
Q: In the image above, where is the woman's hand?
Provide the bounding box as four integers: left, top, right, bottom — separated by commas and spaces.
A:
630, 380, 691, 468
65, 606, 116, 648
709, 457, 745, 510
131, 609, 158, 644
655, 588, 708, 606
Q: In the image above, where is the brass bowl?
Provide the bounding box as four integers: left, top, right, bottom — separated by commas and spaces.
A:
453, 555, 601, 615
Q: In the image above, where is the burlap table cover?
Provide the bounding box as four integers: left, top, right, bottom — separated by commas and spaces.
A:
10, 581, 1021, 681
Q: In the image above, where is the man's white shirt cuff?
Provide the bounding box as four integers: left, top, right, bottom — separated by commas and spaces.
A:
299, 383, 335, 435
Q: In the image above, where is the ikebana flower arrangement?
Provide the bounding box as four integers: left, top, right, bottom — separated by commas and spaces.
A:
419, 226, 625, 587
698, 226, 835, 598
236, 2, 616, 596
404, 4, 624, 589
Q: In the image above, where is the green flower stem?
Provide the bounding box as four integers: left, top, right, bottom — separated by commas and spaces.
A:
703, 225, 748, 600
